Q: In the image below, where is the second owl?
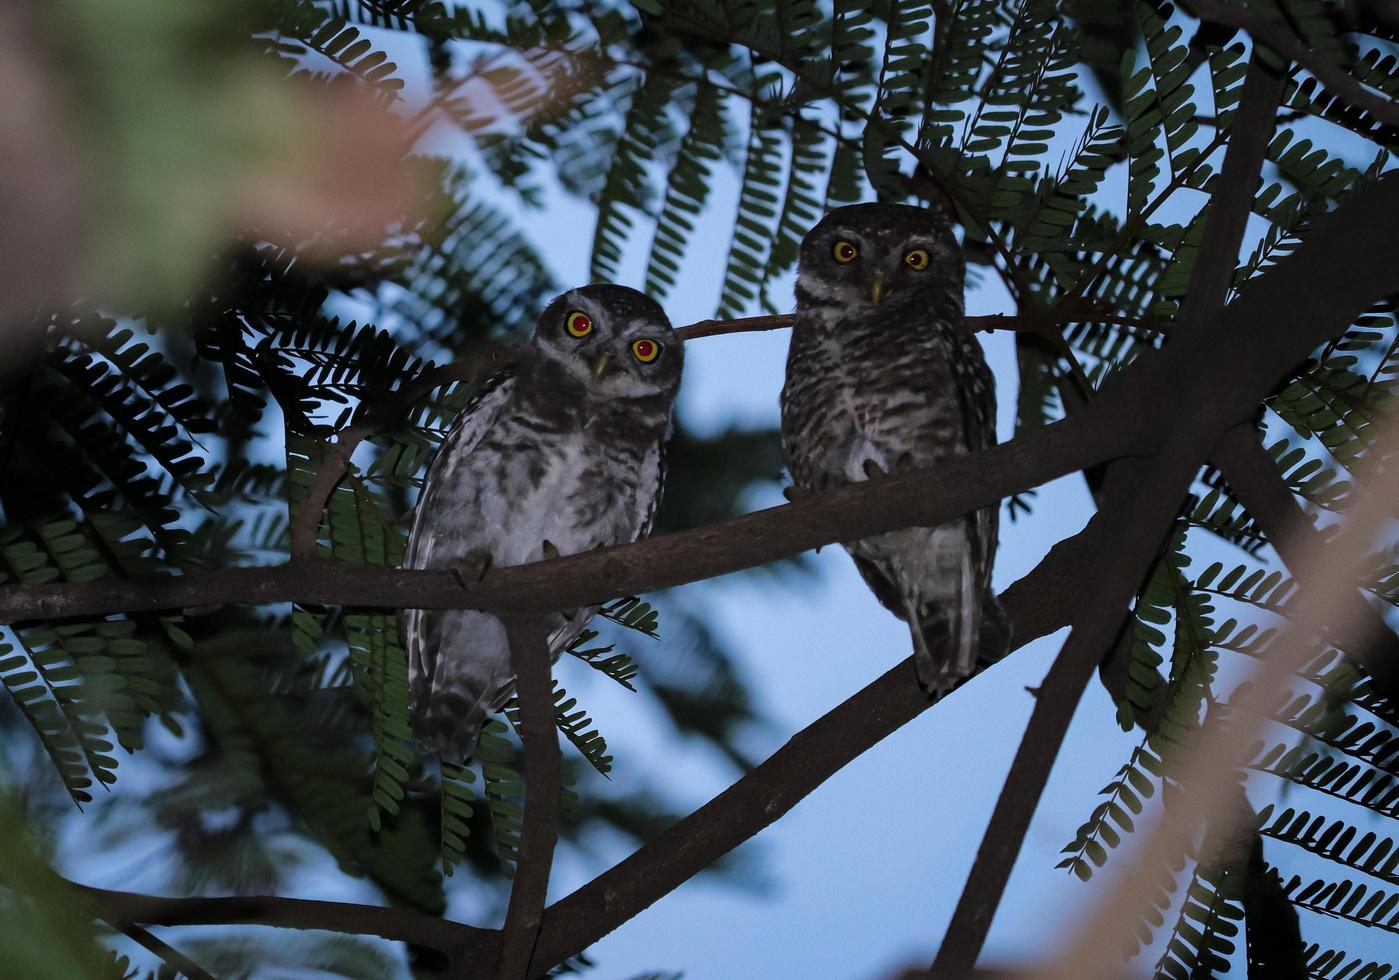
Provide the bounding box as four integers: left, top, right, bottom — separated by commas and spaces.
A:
780, 203, 1009, 692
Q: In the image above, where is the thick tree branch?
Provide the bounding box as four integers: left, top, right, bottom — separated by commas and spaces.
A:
286, 312, 1092, 563
517, 521, 1103, 971
934, 59, 1287, 974
0, 410, 1137, 624
1183, 0, 1399, 127
493, 617, 560, 980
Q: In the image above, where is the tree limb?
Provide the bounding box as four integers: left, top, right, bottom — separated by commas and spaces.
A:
493, 617, 560, 980
73, 882, 485, 951
1183, 0, 1399, 127
0, 407, 1137, 623
933, 57, 1288, 973
286, 312, 1086, 563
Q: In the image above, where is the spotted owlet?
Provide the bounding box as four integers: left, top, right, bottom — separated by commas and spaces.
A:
403, 285, 682, 761
780, 203, 1009, 692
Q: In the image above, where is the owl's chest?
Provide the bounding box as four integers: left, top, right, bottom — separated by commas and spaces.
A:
783, 331, 963, 484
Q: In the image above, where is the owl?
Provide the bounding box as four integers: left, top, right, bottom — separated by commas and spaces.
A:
780, 203, 1009, 692
402, 284, 682, 762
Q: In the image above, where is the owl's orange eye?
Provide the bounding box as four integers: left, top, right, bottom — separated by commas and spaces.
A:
631, 338, 661, 363
904, 248, 930, 270
833, 241, 859, 263
565, 311, 593, 338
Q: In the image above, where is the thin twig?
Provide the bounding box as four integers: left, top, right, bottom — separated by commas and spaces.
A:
493, 616, 560, 980
104, 920, 216, 980
288, 345, 513, 560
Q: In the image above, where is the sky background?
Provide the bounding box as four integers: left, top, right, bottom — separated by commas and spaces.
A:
51, 9, 1397, 978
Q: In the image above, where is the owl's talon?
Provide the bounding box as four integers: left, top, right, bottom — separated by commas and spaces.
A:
782, 485, 811, 502
542, 540, 560, 560
894, 452, 915, 472
449, 550, 493, 588
862, 459, 887, 480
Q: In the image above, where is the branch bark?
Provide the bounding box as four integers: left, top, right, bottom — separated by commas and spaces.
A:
933, 57, 1286, 973
493, 617, 560, 980
74, 881, 486, 951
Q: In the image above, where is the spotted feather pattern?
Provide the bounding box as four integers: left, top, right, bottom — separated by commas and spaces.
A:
781, 203, 1008, 692
401, 285, 680, 761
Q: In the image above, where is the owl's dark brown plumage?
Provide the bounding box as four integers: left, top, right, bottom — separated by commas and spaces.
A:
780, 203, 1008, 691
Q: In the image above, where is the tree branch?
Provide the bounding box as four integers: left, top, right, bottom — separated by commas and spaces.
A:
286, 312, 1095, 563
933, 56, 1287, 974
493, 616, 560, 980
521, 519, 1103, 971
73, 881, 485, 952
1183, 0, 1399, 127
0, 407, 1137, 624
103, 920, 216, 980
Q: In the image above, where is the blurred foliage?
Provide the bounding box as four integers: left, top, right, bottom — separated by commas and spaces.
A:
3, 0, 1399, 976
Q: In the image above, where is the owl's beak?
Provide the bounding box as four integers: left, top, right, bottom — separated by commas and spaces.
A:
869, 273, 886, 305
592, 353, 611, 381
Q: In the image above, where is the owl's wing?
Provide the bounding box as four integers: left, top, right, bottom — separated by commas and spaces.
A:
949, 332, 999, 598
402, 367, 517, 732
633, 437, 667, 540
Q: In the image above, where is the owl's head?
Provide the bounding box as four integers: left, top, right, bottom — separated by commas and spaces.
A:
796, 203, 962, 318
531, 284, 682, 401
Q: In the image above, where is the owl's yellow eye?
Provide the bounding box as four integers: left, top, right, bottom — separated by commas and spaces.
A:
832, 240, 859, 263
565, 310, 593, 338
904, 248, 930, 270
631, 338, 661, 363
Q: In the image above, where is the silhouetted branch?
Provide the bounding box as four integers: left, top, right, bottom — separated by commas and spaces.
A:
103, 920, 216, 980
494, 617, 560, 980
934, 59, 1290, 974
74, 881, 485, 952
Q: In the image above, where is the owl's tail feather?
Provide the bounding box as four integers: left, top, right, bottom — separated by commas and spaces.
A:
908, 547, 983, 694
979, 590, 1013, 663
415, 689, 494, 765
414, 621, 516, 765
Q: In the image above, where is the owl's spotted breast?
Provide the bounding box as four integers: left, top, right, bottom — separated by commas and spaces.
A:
402, 283, 680, 762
